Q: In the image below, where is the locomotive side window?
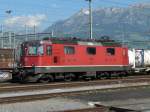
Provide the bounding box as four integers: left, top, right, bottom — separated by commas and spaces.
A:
87, 47, 96, 55
106, 48, 115, 55
64, 46, 75, 54
46, 46, 52, 55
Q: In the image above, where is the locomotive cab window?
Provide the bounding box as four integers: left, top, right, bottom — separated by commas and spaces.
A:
46, 46, 52, 55
37, 46, 44, 55
28, 46, 37, 55
64, 46, 75, 55
87, 47, 96, 55
106, 48, 115, 56
28, 45, 44, 56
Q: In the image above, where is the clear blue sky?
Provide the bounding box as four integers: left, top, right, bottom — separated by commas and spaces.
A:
0, 0, 150, 31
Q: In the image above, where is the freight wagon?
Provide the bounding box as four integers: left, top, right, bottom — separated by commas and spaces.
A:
0, 49, 14, 70
0, 49, 14, 81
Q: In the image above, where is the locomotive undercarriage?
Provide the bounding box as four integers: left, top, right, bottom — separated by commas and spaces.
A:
12, 66, 128, 83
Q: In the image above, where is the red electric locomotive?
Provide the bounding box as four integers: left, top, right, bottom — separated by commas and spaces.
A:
13, 38, 129, 82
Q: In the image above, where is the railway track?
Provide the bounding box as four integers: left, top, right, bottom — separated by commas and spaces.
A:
59, 107, 109, 112
56, 106, 138, 112
0, 83, 18, 87
0, 75, 150, 93
0, 75, 150, 104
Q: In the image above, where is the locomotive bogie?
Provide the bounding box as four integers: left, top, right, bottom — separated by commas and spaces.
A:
14, 70, 129, 83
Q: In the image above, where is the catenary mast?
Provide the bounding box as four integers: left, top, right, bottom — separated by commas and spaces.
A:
85, 0, 93, 39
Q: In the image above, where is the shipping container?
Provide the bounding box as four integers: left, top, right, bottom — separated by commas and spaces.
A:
0, 49, 14, 70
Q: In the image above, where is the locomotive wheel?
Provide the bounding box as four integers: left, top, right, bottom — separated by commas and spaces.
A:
19, 71, 27, 83
39, 75, 54, 83
64, 73, 75, 82
120, 72, 127, 77
96, 73, 102, 79
105, 72, 111, 79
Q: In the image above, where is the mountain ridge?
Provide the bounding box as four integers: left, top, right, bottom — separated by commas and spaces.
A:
44, 3, 150, 47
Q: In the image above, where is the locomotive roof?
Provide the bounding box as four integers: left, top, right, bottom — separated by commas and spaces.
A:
23, 38, 122, 47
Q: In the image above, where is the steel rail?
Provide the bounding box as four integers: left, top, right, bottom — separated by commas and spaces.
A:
55, 106, 138, 112
1, 75, 150, 93
0, 84, 149, 104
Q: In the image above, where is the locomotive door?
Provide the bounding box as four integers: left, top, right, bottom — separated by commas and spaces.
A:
46, 45, 53, 65
122, 48, 128, 66
52, 45, 61, 64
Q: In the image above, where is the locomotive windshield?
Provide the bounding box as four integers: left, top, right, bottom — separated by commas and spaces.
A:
21, 44, 44, 56
28, 45, 44, 56
28, 46, 37, 55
